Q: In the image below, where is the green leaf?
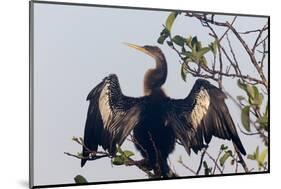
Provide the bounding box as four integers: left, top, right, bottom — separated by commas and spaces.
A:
258, 148, 268, 165
157, 35, 167, 44
257, 115, 268, 127
255, 92, 264, 108
196, 42, 203, 51
199, 56, 208, 68
181, 51, 192, 58
172, 35, 186, 47
220, 152, 230, 166
181, 63, 188, 82
191, 45, 198, 62
257, 104, 269, 131
209, 40, 218, 54
74, 175, 88, 184
241, 106, 251, 132
72, 136, 78, 142
248, 85, 261, 106
157, 28, 170, 44
186, 36, 193, 48
227, 150, 233, 157
203, 161, 208, 169
253, 85, 259, 98
220, 144, 228, 151
237, 95, 245, 102
112, 156, 125, 165
237, 80, 263, 107
256, 114, 268, 128
191, 36, 198, 47
123, 150, 134, 158
160, 27, 169, 35
247, 146, 262, 162
246, 85, 255, 100
247, 154, 256, 160
213, 39, 219, 49
203, 161, 212, 175
265, 101, 268, 117
255, 146, 260, 159
165, 12, 178, 32
197, 47, 210, 58
237, 79, 247, 91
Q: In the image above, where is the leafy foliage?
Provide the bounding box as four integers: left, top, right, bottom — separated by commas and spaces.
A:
181, 63, 188, 82
237, 79, 268, 145
203, 161, 212, 175
219, 144, 235, 167
112, 146, 135, 166
165, 12, 178, 32
241, 105, 251, 132
157, 12, 268, 174
74, 175, 88, 184
157, 12, 219, 75
247, 147, 268, 170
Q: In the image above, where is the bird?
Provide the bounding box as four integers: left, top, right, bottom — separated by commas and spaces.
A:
81, 43, 246, 177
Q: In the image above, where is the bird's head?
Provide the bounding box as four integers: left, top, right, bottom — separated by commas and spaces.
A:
124, 43, 164, 61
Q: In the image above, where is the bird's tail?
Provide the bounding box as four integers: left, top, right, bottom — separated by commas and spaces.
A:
81, 156, 87, 167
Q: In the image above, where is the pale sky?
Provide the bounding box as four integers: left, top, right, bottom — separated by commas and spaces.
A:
32, 2, 268, 186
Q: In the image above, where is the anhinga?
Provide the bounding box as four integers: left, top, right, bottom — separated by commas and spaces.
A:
81, 43, 246, 177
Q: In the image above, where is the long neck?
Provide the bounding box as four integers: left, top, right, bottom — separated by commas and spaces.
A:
144, 55, 167, 96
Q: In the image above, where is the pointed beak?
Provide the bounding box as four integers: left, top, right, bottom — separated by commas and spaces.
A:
123, 43, 153, 57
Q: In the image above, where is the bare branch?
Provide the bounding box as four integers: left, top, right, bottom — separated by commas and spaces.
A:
238, 27, 268, 35
184, 12, 268, 89
196, 150, 206, 174
178, 157, 197, 175
212, 149, 223, 174
252, 23, 269, 53
204, 150, 223, 174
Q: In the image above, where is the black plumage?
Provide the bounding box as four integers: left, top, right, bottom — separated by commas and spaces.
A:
81, 44, 246, 177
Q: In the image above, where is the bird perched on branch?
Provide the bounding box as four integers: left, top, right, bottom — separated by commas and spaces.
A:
81, 43, 246, 177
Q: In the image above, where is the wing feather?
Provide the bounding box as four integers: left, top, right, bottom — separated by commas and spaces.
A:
166, 79, 246, 155
81, 74, 142, 167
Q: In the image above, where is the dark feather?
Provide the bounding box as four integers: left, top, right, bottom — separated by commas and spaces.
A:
166, 79, 246, 155
81, 74, 142, 167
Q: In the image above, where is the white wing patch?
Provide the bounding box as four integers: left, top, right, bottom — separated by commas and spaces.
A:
190, 88, 210, 128
99, 82, 112, 127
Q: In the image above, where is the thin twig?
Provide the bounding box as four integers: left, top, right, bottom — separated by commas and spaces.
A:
234, 144, 249, 172
212, 149, 223, 174
238, 27, 268, 34
252, 23, 268, 53
178, 158, 197, 175
196, 150, 206, 175
235, 155, 239, 173
185, 12, 268, 89
204, 150, 223, 174
237, 124, 260, 136
67, 137, 157, 178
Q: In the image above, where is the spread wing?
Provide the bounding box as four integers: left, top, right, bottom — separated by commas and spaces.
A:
81, 74, 142, 167
166, 79, 246, 155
